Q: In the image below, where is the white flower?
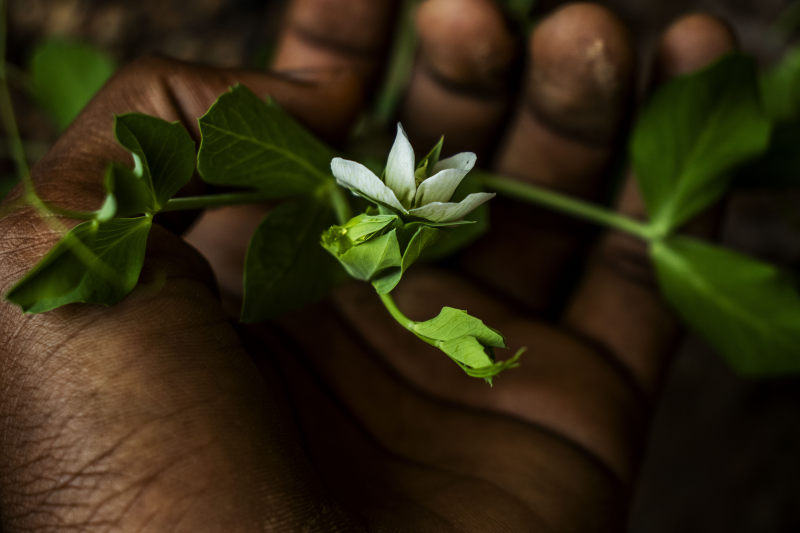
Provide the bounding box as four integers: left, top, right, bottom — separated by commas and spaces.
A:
331, 124, 495, 223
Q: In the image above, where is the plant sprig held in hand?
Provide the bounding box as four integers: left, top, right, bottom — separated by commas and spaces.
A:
322, 124, 523, 382
5, 51, 800, 381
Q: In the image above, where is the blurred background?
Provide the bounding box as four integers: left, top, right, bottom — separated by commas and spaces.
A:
3, 0, 800, 531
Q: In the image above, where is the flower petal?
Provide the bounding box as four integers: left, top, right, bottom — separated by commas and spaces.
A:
408, 192, 495, 222
331, 157, 407, 213
384, 123, 417, 207
432, 152, 476, 173
414, 168, 469, 206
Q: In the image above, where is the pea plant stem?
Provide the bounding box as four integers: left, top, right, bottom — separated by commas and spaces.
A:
162, 191, 279, 212
475, 172, 656, 241
378, 291, 414, 329
162, 183, 353, 224
378, 291, 443, 349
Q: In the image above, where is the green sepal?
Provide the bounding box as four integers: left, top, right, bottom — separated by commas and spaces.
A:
333, 229, 402, 281
372, 225, 440, 294
320, 213, 399, 256
321, 214, 445, 293
414, 135, 444, 185
5, 217, 153, 313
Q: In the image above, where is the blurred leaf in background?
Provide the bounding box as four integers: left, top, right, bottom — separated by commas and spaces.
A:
737, 45, 800, 188
29, 38, 115, 131
631, 53, 770, 234
760, 46, 800, 121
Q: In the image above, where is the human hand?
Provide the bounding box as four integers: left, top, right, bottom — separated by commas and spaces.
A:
0, 1, 735, 531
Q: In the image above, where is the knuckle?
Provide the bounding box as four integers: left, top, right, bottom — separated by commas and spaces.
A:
116, 55, 175, 80
594, 230, 657, 288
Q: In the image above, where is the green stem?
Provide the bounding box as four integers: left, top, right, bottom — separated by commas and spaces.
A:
378, 292, 438, 348
476, 172, 656, 241
378, 291, 414, 329
162, 191, 279, 212
373, 0, 418, 124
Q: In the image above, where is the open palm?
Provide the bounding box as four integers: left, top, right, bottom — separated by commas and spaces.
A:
0, 1, 734, 531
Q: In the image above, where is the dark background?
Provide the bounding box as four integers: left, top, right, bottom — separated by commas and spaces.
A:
5, 1, 800, 531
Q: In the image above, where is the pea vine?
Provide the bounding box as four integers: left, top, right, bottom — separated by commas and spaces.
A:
4, 51, 800, 382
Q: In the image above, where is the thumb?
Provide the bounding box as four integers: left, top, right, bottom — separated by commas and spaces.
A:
0, 56, 361, 531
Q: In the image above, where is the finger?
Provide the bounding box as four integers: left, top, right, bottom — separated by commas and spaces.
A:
562, 14, 737, 395
272, 0, 399, 87
458, 2, 635, 313
398, 0, 519, 156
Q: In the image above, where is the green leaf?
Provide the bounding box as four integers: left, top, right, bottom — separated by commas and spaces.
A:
6, 217, 152, 313
103, 163, 153, 218
412, 306, 521, 384
439, 339, 524, 384
413, 306, 505, 348
760, 45, 800, 121
241, 197, 340, 322
5, 113, 194, 314
458, 347, 525, 384
333, 229, 402, 282
197, 85, 333, 195
651, 235, 800, 375
631, 53, 770, 233
734, 47, 800, 188
29, 38, 115, 130
372, 225, 440, 294
114, 113, 196, 211
439, 336, 500, 372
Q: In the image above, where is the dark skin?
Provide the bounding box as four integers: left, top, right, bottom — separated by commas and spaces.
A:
0, 1, 736, 531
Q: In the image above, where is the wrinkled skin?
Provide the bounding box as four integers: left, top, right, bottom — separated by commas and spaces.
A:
0, 2, 735, 531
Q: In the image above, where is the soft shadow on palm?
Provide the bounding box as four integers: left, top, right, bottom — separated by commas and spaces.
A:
241, 263, 637, 531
